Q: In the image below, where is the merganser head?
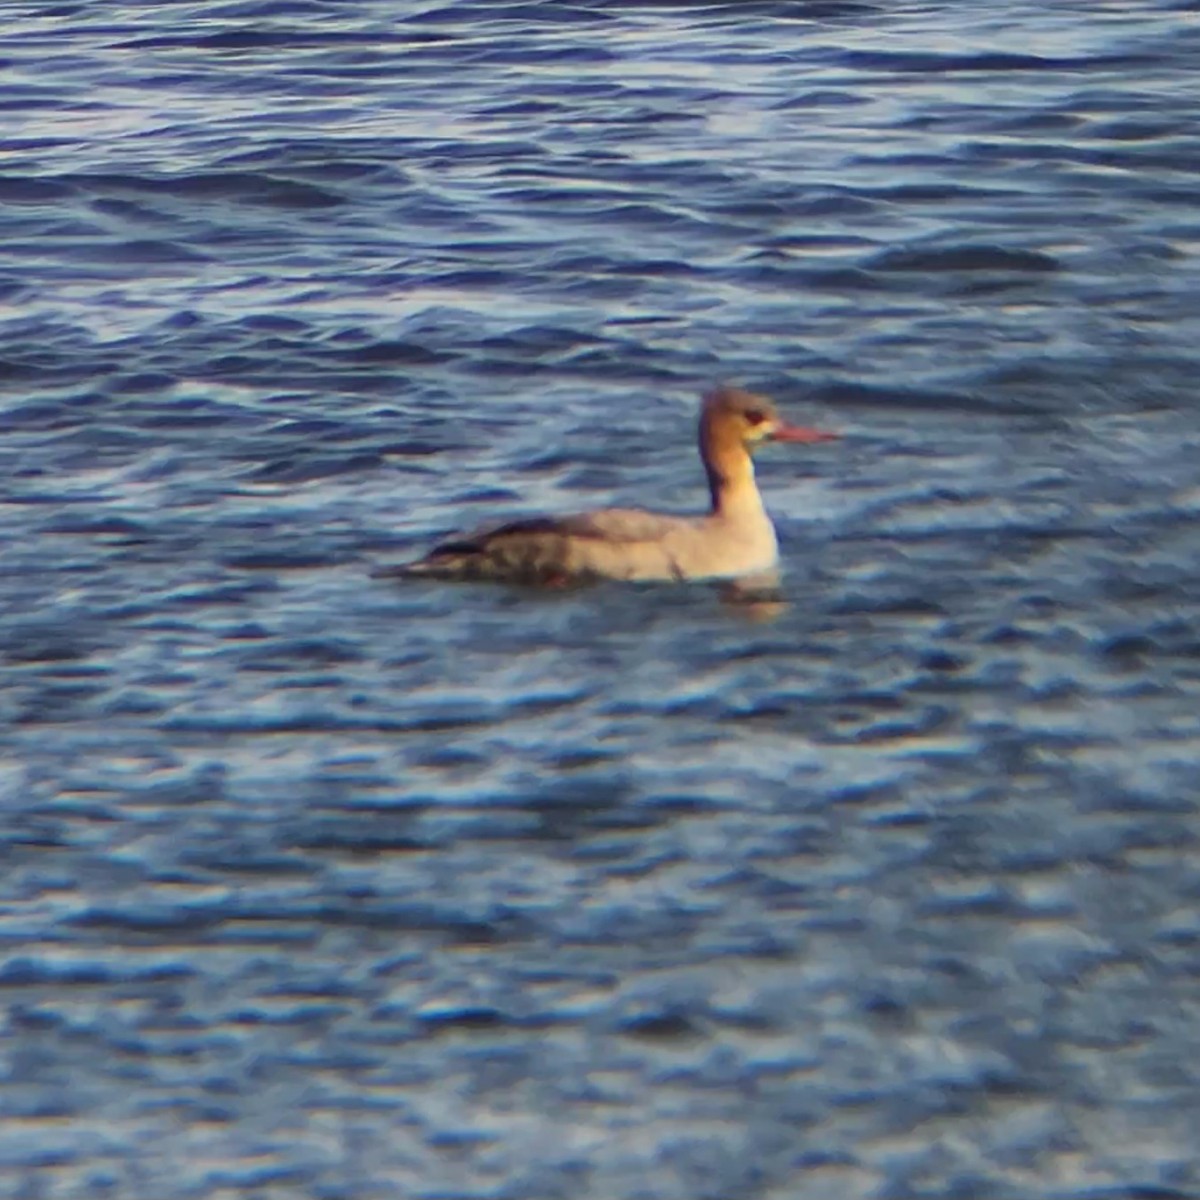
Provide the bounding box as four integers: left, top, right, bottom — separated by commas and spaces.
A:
703, 384, 837, 450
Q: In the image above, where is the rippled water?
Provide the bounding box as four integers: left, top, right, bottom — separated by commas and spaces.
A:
4, 1, 1200, 1197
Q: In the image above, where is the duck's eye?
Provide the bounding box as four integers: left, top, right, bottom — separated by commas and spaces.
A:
744, 409, 767, 426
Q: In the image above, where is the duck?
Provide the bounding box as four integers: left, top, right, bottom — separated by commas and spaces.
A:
385, 384, 837, 586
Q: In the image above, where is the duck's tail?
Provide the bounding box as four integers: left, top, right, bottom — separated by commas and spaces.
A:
371, 552, 472, 581
373, 538, 583, 587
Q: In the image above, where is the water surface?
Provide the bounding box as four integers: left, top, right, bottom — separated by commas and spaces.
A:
3, 2, 1200, 1197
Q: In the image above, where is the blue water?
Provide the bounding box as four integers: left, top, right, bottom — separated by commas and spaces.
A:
3, 2, 1200, 1197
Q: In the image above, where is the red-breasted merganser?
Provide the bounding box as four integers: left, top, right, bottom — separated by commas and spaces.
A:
388, 384, 837, 585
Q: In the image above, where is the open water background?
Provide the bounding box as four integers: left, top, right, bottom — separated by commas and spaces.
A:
3, 1, 1200, 1197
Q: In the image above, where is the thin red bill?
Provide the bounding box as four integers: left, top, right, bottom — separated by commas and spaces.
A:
771, 424, 839, 443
